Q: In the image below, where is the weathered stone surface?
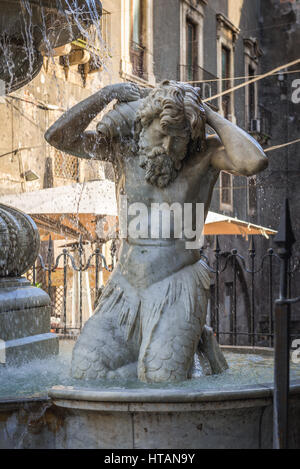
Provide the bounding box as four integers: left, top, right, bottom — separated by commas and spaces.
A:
3, 333, 58, 366
0, 204, 39, 278
0, 278, 50, 316
1, 382, 300, 449
0, 205, 58, 364
0, 277, 58, 365
55, 410, 133, 449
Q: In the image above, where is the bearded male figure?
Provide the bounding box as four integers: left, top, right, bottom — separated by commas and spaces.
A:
45, 81, 268, 383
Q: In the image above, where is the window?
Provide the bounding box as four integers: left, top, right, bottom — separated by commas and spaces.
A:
179, 1, 204, 82
216, 14, 240, 121
220, 171, 233, 211
54, 150, 79, 181
100, 9, 111, 49
130, 0, 147, 80
248, 176, 257, 216
120, 0, 155, 85
186, 20, 198, 82
222, 46, 231, 119
248, 65, 255, 124
244, 38, 262, 130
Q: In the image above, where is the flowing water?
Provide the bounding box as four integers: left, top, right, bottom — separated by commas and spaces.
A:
0, 340, 300, 400
0, 0, 107, 94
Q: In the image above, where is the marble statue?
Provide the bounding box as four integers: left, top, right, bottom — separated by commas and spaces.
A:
45, 81, 268, 383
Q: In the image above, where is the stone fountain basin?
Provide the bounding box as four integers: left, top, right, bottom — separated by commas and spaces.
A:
0, 346, 300, 449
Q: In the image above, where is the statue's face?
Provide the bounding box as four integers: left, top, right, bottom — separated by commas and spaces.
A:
138, 117, 190, 188
139, 117, 189, 164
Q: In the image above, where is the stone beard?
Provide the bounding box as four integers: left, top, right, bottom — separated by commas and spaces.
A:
134, 79, 206, 189
138, 145, 179, 189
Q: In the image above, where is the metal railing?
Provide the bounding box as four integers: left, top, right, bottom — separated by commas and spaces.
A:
27, 237, 116, 335
130, 40, 147, 81
26, 230, 300, 348
199, 235, 299, 348
272, 199, 300, 449
178, 64, 219, 106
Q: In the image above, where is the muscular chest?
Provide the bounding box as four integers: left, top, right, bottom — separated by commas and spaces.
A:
117, 152, 218, 208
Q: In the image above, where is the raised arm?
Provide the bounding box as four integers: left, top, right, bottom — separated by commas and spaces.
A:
45, 83, 141, 160
204, 103, 268, 176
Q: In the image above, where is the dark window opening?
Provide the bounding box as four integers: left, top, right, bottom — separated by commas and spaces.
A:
248, 65, 256, 124
130, 0, 147, 80
186, 20, 198, 82
222, 46, 231, 118
248, 176, 257, 215
220, 171, 232, 208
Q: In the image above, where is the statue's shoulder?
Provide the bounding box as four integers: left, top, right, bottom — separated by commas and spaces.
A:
205, 134, 222, 152
187, 137, 220, 176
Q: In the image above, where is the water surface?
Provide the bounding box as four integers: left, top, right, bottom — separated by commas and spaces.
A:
0, 340, 299, 400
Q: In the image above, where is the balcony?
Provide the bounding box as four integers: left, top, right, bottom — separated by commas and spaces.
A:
130, 41, 148, 81
178, 65, 219, 108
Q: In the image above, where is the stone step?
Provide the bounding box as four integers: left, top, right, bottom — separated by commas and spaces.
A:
0, 333, 59, 366
0, 306, 52, 342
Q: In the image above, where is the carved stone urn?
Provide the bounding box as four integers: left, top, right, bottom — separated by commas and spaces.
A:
0, 0, 102, 93
0, 204, 58, 365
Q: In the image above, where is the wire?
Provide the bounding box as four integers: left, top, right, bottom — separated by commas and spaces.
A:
264, 138, 300, 153
203, 58, 300, 103
185, 69, 300, 85
0, 145, 45, 159
7, 94, 65, 112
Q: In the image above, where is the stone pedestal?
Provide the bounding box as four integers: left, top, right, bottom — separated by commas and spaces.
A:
0, 277, 58, 365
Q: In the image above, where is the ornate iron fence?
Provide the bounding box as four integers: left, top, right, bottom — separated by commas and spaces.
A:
26, 237, 116, 335
26, 231, 299, 346
200, 235, 299, 348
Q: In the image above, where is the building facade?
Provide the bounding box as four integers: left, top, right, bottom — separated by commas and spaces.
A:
152, 0, 299, 345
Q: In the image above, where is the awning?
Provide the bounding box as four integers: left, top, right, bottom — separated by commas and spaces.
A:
0, 182, 276, 241
0, 181, 118, 241
204, 212, 277, 238
0, 180, 117, 215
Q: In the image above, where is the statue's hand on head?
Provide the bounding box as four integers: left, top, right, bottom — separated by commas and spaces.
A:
105, 82, 141, 103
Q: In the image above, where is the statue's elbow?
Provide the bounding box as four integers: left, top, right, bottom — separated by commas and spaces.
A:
246, 154, 268, 176
44, 128, 52, 145
256, 154, 268, 173
44, 126, 62, 149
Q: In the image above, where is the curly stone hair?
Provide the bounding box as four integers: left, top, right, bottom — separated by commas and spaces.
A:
134, 80, 206, 151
